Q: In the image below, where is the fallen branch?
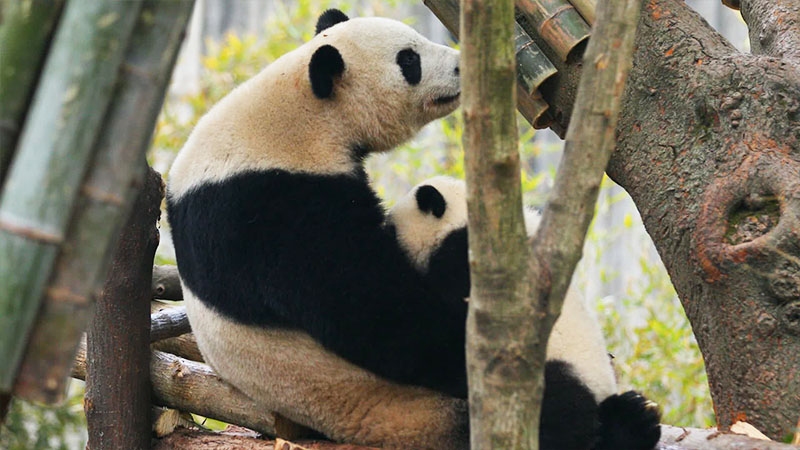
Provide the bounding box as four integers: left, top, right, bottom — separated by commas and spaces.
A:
72, 341, 277, 436
151, 306, 191, 342
658, 424, 799, 449
153, 265, 183, 300
153, 428, 378, 450
152, 333, 204, 363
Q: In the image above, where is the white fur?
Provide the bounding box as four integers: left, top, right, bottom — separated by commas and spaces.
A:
185, 286, 466, 448
389, 176, 617, 401
387, 176, 468, 270
169, 17, 459, 199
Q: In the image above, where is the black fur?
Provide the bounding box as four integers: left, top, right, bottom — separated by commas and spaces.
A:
596, 391, 662, 450
167, 169, 468, 398
425, 227, 470, 299
415, 185, 446, 218
315, 9, 349, 35
396, 48, 421, 85
309, 45, 345, 99
540, 360, 600, 450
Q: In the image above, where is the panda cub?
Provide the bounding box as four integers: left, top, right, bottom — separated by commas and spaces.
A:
387, 176, 662, 450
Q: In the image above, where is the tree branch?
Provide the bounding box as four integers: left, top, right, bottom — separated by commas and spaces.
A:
153, 264, 183, 300
151, 306, 191, 342
740, 0, 800, 61
72, 342, 278, 436
530, 0, 641, 323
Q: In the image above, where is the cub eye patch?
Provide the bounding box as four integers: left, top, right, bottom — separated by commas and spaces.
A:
396, 48, 421, 85
416, 185, 446, 218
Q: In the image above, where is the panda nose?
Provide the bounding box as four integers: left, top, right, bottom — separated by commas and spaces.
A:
454, 65, 460, 76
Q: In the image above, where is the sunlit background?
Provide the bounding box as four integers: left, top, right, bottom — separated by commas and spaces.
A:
1, 1, 749, 448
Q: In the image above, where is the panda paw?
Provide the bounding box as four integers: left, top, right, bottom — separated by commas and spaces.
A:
595, 390, 661, 450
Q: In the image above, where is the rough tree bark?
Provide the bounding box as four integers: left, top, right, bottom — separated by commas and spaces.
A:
84, 167, 163, 450
460, 0, 640, 448
514, 0, 800, 439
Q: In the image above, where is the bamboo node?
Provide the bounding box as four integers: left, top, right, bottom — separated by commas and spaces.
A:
81, 184, 125, 206
46, 286, 91, 306
0, 214, 64, 244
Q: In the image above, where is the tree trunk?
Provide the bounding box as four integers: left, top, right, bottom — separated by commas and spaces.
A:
460, 0, 532, 447
84, 167, 163, 450
516, 0, 800, 439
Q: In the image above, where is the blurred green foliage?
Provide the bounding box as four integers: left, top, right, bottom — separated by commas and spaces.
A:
0, 382, 86, 450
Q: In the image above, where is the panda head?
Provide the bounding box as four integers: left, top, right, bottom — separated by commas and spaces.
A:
308, 9, 461, 153
387, 176, 468, 271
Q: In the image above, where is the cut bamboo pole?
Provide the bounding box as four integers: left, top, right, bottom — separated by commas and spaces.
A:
0, 0, 65, 183
72, 344, 278, 437
424, 0, 556, 128
0, 0, 144, 394
569, 0, 596, 25
12, 0, 195, 403
516, 0, 591, 61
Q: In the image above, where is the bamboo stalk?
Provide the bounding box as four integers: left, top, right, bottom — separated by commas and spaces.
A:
0, 0, 144, 394
72, 343, 278, 437
12, 0, 195, 403
424, 0, 555, 128
516, 0, 591, 61
569, 0, 596, 24
0, 0, 65, 183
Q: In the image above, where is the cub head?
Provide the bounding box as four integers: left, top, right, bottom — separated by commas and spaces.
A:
387, 176, 468, 271
309, 9, 461, 153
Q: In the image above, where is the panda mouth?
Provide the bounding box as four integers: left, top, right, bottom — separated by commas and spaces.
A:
433, 92, 460, 105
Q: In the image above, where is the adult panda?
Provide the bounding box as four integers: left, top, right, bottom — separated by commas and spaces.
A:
386, 176, 663, 450
167, 9, 469, 449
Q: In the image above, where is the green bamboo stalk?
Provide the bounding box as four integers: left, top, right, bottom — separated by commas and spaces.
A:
424, 0, 556, 127
569, 0, 596, 24
12, 0, 195, 404
0, 0, 144, 393
0, 0, 65, 183
516, 0, 591, 61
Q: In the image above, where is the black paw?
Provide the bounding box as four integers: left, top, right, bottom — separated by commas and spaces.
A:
595, 391, 661, 450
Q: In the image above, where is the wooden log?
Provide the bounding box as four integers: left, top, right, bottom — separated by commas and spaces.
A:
12, 0, 196, 403
151, 306, 191, 342
0, 0, 65, 182
84, 167, 163, 450
153, 428, 379, 450
658, 424, 799, 449
0, 0, 144, 394
73, 344, 277, 436
154, 265, 183, 300
515, 0, 591, 61
153, 333, 204, 363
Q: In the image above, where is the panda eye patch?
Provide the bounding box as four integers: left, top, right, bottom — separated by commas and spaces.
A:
396, 48, 421, 85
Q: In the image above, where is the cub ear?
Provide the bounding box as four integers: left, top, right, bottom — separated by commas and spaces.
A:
309, 45, 345, 99
416, 185, 447, 218
316, 9, 349, 35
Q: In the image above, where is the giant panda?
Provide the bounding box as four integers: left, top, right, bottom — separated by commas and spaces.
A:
166, 9, 470, 449
386, 176, 663, 450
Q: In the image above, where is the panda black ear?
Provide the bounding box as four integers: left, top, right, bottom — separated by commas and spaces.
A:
309, 45, 345, 99
416, 185, 447, 218
316, 9, 349, 35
